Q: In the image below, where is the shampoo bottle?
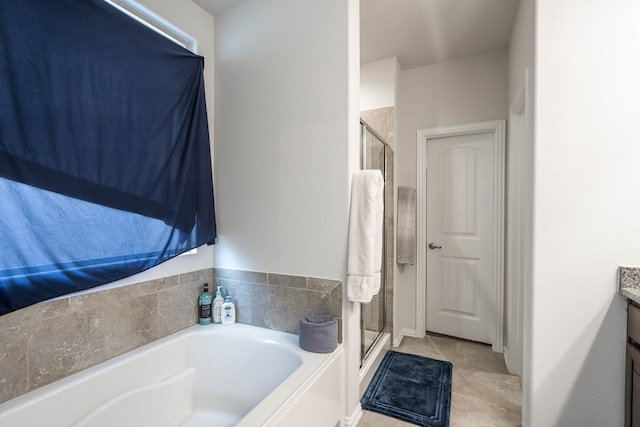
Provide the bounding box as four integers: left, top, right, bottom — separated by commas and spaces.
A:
221, 296, 236, 325
198, 283, 212, 325
213, 286, 224, 323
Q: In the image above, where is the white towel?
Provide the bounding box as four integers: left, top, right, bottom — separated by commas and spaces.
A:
347, 170, 384, 303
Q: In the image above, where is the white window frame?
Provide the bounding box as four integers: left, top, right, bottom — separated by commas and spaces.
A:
104, 0, 197, 53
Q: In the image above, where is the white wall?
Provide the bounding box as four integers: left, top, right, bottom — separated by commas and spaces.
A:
395, 49, 508, 342
346, 0, 363, 421
213, 0, 353, 281
528, 0, 640, 425
360, 57, 400, 112
213, 0, 360, 422
508, 0, 534, 108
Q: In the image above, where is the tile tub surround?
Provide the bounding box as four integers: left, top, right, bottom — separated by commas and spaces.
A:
0, 269, 210, 404
0, 267, 343, 405
619, 266, 640, 304
211, 268, 343, 338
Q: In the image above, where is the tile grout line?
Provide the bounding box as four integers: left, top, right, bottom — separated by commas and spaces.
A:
26, 321, 30, 394
450, 390, 516, 413
426, 333, 447, 361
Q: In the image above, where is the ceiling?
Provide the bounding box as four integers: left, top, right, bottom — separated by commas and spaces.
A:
361, 0, 520, 70
193, 0, 250, 15
194, 0, 520, 71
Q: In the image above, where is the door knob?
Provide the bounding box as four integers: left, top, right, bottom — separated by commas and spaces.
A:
428, 243, 442, 250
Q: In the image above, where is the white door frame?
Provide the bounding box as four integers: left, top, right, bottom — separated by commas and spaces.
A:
505, 68, 530, 375
416, 120, 505, 352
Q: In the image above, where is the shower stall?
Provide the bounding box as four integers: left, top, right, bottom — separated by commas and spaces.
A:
359, 119, 392, 364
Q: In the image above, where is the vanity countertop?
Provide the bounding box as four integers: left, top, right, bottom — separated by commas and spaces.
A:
619, 266, 640, 305
620, 286, 640, 305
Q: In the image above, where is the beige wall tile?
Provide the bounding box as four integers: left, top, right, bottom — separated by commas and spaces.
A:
307, 277, 340, 292
179, 270, 199, 285
0, 267, 343, 405
157, 282, 199, 338
251, 284, 287, 331
0, 299, 69, 330
0, 308, 29, 331
218, 279, 253, 324
198, 268, 214, 284
212, 267, 234, 280
0, 326, 28, 403
330, 283, 343, 319
286, 288, 330, 334
103, 294, 157, 359
29, 308, 105, 389
268, 273, 306, 288
233, 270, 267, 284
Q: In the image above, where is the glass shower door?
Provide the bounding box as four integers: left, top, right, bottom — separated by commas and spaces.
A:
360, 121, 387, 361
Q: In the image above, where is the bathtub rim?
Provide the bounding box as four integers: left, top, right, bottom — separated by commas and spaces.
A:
238, 342, 344, 427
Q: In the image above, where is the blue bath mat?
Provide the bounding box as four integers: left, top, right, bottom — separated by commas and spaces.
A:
361, 350, 452, 427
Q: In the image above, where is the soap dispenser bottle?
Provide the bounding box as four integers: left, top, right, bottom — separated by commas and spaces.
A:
213, 286, 224, 323
221, 296, 236, 325
198, 283, 212, 325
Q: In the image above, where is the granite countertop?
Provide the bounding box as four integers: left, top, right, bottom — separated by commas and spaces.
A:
619, 266, 640, 304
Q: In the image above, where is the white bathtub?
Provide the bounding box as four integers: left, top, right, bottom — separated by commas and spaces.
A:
0, 323, 344, 427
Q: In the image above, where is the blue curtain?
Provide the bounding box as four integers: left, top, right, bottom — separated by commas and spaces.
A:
0, 0, 217, 315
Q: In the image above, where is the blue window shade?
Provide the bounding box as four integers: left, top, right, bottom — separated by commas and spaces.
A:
0, 0, 217, 315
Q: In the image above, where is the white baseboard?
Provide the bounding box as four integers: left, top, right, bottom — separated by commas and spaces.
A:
503, 345, 511, 369
503, 344, 524, 376
393, 328, 417, 347
342, 404, 362, 426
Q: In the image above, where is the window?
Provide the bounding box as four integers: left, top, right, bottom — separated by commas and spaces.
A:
0, 0, 216, 315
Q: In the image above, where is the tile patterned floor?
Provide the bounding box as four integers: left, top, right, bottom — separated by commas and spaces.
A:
358, 333, 522, 427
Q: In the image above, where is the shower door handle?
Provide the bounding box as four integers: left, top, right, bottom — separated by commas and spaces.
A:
428, 243, 442, 250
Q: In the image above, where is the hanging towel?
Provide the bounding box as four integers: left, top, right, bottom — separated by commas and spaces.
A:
397, 186, 416, 265
347, 170, 384, 303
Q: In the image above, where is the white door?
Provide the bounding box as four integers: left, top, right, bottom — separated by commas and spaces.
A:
426, 131, 495, 344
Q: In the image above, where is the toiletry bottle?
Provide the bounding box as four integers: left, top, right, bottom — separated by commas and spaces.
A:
221, 296, 236, 325
213, 286, 224, 323
198, 283, 212, 325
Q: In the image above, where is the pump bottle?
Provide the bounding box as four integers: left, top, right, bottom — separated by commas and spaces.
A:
221, 296, 236, 325
198, 283, 212, 325
213, 286, 224, 323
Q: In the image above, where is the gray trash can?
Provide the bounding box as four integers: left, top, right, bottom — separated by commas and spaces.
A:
298, 315, 338, 353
